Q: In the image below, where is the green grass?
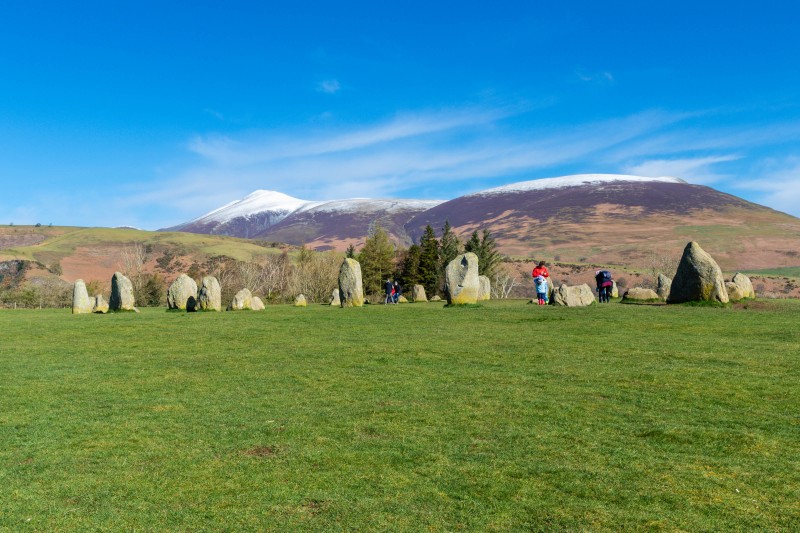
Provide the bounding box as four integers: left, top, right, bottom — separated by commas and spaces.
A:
744, 266, 800, 278
1, 300, 799, 531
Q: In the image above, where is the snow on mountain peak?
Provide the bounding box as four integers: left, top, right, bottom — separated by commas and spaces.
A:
472, 174, 687, 196
192, 190, 316, 224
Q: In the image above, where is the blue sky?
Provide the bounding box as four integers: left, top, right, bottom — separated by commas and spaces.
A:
2, 1, 800, 229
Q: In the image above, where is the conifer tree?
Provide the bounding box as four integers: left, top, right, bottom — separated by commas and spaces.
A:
464, 229, 502, 279
418, 225, 440, 296
357, 225, 395, 296
345, 243, 357, 258
398, 244, 422, 289
438, 220, 461, 290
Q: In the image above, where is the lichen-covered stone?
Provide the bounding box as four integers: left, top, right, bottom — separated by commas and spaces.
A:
445, 253, 480, 305
667, 242, 729, 304
197, 276, 222, 311
398, 295, 409, 303
330, 289, 341, 306
251, 296, 265, 311
412, 284, 427, 302
552, 284, 595, 307
167, 274, 198, 311
430, 295, 442, 302
228, 288, 253, 311
109, 272, 136, 311
731, 272, 756, 299
93, 294, 109, 314
294, 294, 307, 307
611, 280, 619, 299
72, 279, 93, 314
477, 275, 491, 301
725, 282, 746, 302
656, 274, 672, 301
623, 287, 660, 301
338, 258, 364, 307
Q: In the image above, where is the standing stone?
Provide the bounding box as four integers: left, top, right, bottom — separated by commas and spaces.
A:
251, 296, 265, 311
412, 284, 427, 302
93, 294, 109, 314
430, 295, 442, 302
732, 272, 756, 299
294, 294, 307, 307
228, 288, 254, 311
667, 242, 729, 304
197, 276, 222, 311
338, 258, 364, 307
397, 295, 409, 303
725, 282, 746, 302
656, 274, 672, 301
477, 275, 491, 301
330, 289, 341, 306
611, 280, 619, 299
623, 287, 660, 302
552, 284, 595, 307
445, 253, 480, 305
72, 280, 93, 314
109, 272, 136, 311
167, 274, 198, 311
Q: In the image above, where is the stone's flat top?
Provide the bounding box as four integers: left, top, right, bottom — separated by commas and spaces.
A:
470, 174, 687, 196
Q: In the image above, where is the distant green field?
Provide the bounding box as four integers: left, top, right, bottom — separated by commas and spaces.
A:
744, 266, 800, 278
0, 225, 282, 264
1, 301, 798, 531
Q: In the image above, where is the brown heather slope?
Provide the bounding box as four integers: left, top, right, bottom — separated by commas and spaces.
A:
407, 181, 800, 271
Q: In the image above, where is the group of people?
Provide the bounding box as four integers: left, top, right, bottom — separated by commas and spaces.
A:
384, 279, 402, 304
531, 261, 615, 304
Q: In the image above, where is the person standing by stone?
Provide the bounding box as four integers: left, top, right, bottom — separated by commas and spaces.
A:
534, 275, 548, 305
384, 278, 394, 304
595, 269, 614, 303
393, 281, 402, 304
532, 261, 550, 302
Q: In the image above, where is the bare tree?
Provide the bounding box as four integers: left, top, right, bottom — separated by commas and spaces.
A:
260, 252, 291, 300
118, 243, 149, 299
645, 249, 680, 281
492, 264, 520, 299
288, 250, 341, 303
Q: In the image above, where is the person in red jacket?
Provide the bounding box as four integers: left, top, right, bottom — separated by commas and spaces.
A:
532, 261, 549, 280
531, 261, 550, 302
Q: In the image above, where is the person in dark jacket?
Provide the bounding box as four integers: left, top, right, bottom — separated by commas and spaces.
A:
385, 279, 394, 304
595, 270, 613, 303
393, 281, 402, 303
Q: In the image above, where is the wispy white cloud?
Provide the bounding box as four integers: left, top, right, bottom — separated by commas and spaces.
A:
317, 79, 341, 94
575, 68, 614, 84
734, 156, 800, 215
623, 155, 741, 184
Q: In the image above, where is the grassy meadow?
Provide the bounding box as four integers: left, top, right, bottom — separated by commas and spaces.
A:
1, 300, 798, 531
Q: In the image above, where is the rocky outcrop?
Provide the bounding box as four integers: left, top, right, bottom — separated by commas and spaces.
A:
109, 272, 136, 311
72, 280, 93, 314
667, 242, 729, 304
251, 296, 265, 311
330, 289, 341, 306
623, 287, 661, 302
477, 275, 491, 301
167, 274, 198, 311
197, 276, 222, 311
338, 258, 364, 307
552, 284, 595, 307
93, 294, 109, 314
412, 284, 427, 302
228, 288, 254, 311
294, 294, 307, 307
731, 272, 756, 299
445, 252, 480, 305
656, 274, 672, 301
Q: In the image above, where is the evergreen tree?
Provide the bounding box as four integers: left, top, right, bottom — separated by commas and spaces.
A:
418, 225, 440, 296
464, 229, 502, 279
439, 220, 461, 271
345, 243, 357, 258
398, 244, 421, 289
357, 225, 395, 296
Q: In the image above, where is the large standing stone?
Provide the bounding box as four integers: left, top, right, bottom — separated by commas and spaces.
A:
330, 289, 341, 306
623, 287, 661, 302
197, 276, 222, 311
294, 294, 307, 307
93, 294, 109, 314
251, 296, 265, 311
109, 272, 136, 311
167, 274, 198, 311
667, 242, 729, 304
412, 284, 427, 302
656, 274, 672, 301
228, 288, 254, 311
477, 275, 491, 301
552, 284, 595, 307
71, 280, 93, 314
725, 282, 746, 302
445, 252, 480, 305
338, 258, 364, 307
732, 272, 756, 299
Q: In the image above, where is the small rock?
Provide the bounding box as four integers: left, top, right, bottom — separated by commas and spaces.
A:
294, 294, 307, 307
